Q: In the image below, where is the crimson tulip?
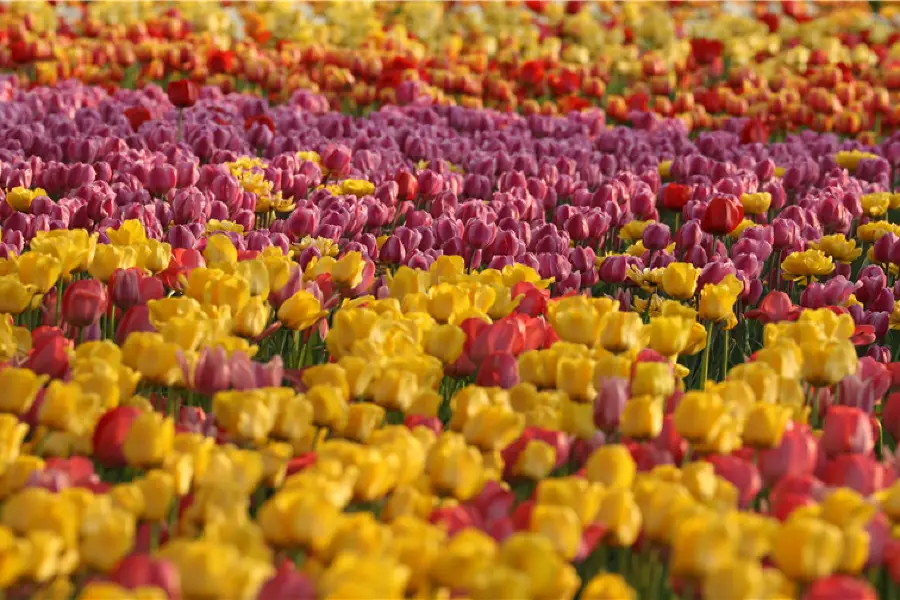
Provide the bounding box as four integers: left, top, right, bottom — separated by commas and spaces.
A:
61, 279, 108, 328
661, 183, 693, 211
801, 575, 876, 600
115, 305, 156, 346
110, 554, 181, 600
124, 106, 152, 131
823, 454, 892, 495
707, 454, 761, 508
758, 423, 818, 485
256, 560, 316, 600
740, 116, 770, 144
700, 195, 744, 235
689, 38, 724, 66
166, 79, 198, 108
92, 406, 141, 468
745, 291, 801, 324
475, 352, 519, 389
821, 405, 875, 458
25, 330, 70, 379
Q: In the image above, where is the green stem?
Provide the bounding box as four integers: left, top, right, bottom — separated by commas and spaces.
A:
699, 321, 714, 389
721, 326, 729, 380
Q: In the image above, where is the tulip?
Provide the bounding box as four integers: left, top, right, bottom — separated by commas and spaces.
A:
110, 554, 181, 600
821, 406, 875, 458
92, 406, 141, 468
61, 278, 108, 328
701, 195, 744, 235
167, 79, 198, 108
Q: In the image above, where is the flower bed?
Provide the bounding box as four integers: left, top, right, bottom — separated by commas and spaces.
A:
1, 2, 900, 600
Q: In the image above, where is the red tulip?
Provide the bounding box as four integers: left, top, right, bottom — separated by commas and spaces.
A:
158, 248, 205, 290
469, 317, 527, 364
404, 415, 443, 436
245, 114, 275, 133
512, 281, 549, 317
501, 427, 571, 479
124, 106, 152, 131
429, 505, 479, 536
167, 79, 198, 108
690, 38, 724, 66
740, 117, 770, 144
745, 291, 800, 324
758, 423, 818, 485
801, 575, 876, 600
92, 406, 141, 468
285, 452, 317, 477
706, 454, 761, 508
475, 352, 519, 389
115, 305, 156, 346
653, 415, 688, 465
759, 13, 780, 33
884, 392, 900, 441
823, 454, 892, 495
256, 560, 316, 600
629, 441, 674, 472
110, 554, 181, 600
469, 481, 516, 523
61, 279, 108, 328
207, 49, 236, 74
700, 195, 744, 235
109, 268, 165, 310
821, 406, 875, 458
661, 183, 693, 211
25, 330, 70, 379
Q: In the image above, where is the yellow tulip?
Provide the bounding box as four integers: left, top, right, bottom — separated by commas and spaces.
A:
15, 252, 61, 293
661, 262, 701, 299
0, 276, 36, 314
771, 516, 843, 582
122, 412, 175, 468
277, 290, 326, 331
585, 444, 635, 489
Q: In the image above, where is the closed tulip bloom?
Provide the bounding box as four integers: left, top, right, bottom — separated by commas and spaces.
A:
92, 406, 141, 468
674, 391, 727, 444
585, 444, 635, 489
598, 311, 643, 353
702, 559, 766, 600
167, 79, 198, 108
821, 406, 874, 458
122, 411, 175, 468
581, 573, 636, 600
740, 192, 772, 215
16, 252, 61, 294
699, 275, 742, 322
772, 517, 843, 582
0, 367, 47, 415
619, 394, 664, 439
630, 361, 674, 397
671, 515, 738, 578
512, 439, 557, 480
109, 553, 181, 599
596, 488, 642, 547
0, 275, 36, 314
800, 339, 857, 387
661, 183, 692, 211
278, 290, 326, 331
661, 262, 701, 299
742, 403, 792, 448
61, 279, 108, 327
646, 315, 693, 357
701, 195, 744, 235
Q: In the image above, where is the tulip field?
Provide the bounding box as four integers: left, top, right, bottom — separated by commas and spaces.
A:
9, 0, 900, 598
